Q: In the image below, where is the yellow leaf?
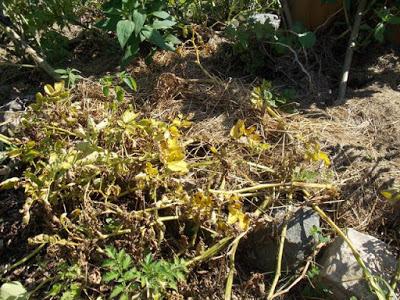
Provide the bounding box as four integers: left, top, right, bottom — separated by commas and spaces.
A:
230, 119, 246, 139
167, 160, 188, 173
44, 84, 55, 96
122, 110, 137, 124
317, 151, 331, 167
0, 177, 19, 190
145, 162, 159, 177
54, 81, 65, 93
35, 92, 44, 102
381, 189, 400, 202
168, 125, 181, 138
227, 200, 249, 230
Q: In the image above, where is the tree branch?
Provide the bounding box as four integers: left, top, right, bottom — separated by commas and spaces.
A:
0, 22, 61, 81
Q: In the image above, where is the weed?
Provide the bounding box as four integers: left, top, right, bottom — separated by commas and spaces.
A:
102, 246, 188, 299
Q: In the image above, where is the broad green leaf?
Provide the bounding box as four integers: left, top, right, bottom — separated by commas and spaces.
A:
164, 34, 181, 45
117, 20, 135, 48
152, 11, 170, 19
133, 10, 146, 36
0, 282, 28, 300
122, 41, 140, 67
141, 27, 174, 51
298, 32, 316, 48
123, 77, 137, 91
152, 19, 176, 30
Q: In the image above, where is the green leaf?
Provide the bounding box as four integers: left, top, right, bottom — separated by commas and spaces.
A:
121, 253, 133, 270
133, 10, 146, 36
123, 77, 137, 91
119, 293, 129, 300
103, 271, 120, 283
141, 27, 174, 51
102, 258, 116, 268
110, 285, 124, 298
60, 283, 81, 300
103, 86, 110, 97
152, 11, 170, 19
0, 282, 28, 300
122, 40, 140, 67
117, 20, 135, 48
49, 283, 63, 296
105, 246, 117, 259
152, 19, 176, 30
297, 31, 316, 48
123, 269, 138, 281
374, 23, 385, 43
164, 34, 181, 45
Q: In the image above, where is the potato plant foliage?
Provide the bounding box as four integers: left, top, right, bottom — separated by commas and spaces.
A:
1, 79, 334, 298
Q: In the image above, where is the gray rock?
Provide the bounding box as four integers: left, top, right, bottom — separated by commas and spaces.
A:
0, 97, 30, 136
244, 207, 319, 272
319, 228, 397, 299
284, 207, 320, 267
248, 13, 280, 30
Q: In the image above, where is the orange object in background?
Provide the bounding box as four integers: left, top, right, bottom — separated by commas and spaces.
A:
289, 0, 343, 30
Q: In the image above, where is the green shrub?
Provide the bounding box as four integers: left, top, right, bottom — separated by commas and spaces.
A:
98, 0, 181, 66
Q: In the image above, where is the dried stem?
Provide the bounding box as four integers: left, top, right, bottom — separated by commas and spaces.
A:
312, 204, 387, 300
267, 222, 288, 299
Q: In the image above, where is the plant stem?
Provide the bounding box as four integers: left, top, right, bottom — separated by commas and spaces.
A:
3, 243, 46, 275
0, 23, 61, 81
210, 182, 334, 195
186, 236, 233, 267
224, 232, 246, 300
267, 222, 287, 299
336, 0, 367, 104
312, 204, 386, 300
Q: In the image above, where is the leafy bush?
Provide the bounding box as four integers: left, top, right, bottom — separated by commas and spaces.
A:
1, 0, 85, 62
98, 0, 180, 66
226, 13, 316, 73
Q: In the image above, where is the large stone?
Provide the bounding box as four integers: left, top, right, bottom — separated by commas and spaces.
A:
242, 207, 319, 272
319, 228, 397, 299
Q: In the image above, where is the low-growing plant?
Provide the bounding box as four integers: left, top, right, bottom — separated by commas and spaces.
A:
55, 68, 83, 88
102, 246, 188, 299
48, 263, 83, 300
98, 0, 181, 66
99, 71, 137, 101
250, 80, 296, 110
